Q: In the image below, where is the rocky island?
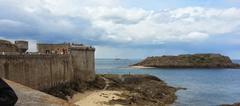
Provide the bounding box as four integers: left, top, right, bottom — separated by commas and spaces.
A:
132, 53, 240, 68
221, 103, 240, 106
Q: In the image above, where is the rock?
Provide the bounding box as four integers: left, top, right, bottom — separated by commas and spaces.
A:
43, 74, 177, 106
132, 53, 240, 68
4, 79, 74, 106
100, 74, 177, 106
220, 103, 240, 106
176, 87, 187, 90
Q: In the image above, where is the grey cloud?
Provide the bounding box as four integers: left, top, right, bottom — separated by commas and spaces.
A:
0, 0, 106, 44
102, 15, 144, 25
0, 0, 240, 48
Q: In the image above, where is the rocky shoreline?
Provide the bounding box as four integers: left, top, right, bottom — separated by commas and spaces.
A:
42, 74, 178, 106
221, 103, 240, 106
132, 53, 240, 68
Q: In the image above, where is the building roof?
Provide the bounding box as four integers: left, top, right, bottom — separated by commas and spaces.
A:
0, 39, 12, 45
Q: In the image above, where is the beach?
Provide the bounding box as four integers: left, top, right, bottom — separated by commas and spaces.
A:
73, 90, 124, 106
130, 66, 155, 69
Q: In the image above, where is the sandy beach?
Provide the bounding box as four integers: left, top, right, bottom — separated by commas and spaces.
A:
44, 74, 177, 106
130, 66, 155, 69
73, 90, 124, 106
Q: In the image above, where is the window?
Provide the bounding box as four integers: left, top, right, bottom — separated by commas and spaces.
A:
46, 50, 50, 54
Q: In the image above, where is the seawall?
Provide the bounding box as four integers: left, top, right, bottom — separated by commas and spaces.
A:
0, 54, 74, 90
70, 47, 95, 82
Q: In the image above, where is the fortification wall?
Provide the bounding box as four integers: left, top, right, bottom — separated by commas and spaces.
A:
70, 47, 95, 82
0, 40, 18, 52
0, 54, 74, 90
37, 44, 70, 54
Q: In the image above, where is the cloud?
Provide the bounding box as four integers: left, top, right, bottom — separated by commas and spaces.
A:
0, 0, 240, 47
0, 0, 240, 57
91, 7, 240, 44
0, 19, 25, 27
225, 0, 240, 3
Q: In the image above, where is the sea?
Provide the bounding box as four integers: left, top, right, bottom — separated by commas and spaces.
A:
96, 59, 240, 106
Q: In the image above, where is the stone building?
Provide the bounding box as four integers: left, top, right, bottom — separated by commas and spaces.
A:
0, 40, 19, 53
0, 40, 29, 54
37, 43, 70, 54
0, 39, 95, 90
15, 41, 28, 53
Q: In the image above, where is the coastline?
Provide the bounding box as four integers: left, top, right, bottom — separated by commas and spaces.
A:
43, 74, 178, 106
132, 54, 240, 69
130, 66, 156, 69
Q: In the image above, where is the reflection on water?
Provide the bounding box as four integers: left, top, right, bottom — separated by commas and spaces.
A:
96, 59, 240, 106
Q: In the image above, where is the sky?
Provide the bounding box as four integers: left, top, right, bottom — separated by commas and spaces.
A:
0, 0, 240, 59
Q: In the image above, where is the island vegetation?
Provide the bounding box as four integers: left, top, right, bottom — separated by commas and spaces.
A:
132, 53, 240, 68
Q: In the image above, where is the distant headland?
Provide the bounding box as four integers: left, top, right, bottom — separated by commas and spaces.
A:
132, 53, 240, 68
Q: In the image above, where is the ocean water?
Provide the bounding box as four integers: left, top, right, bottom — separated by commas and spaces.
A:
96, 59, 240, 106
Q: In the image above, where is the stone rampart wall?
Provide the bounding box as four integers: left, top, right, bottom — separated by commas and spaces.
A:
0, 54, 74, 90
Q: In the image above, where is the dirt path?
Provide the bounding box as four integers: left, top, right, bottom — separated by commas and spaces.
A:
102, 77, 110, 90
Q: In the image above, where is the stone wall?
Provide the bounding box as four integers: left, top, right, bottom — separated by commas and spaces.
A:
70, 47, 95, 82
0, 41, 96, 90
37, 44, 70, 54
0, 40, 18, 52
15, 41, 28, 53
0, 54, 74, 90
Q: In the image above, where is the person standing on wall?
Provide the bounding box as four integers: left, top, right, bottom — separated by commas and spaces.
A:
0, 78, 18, 106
